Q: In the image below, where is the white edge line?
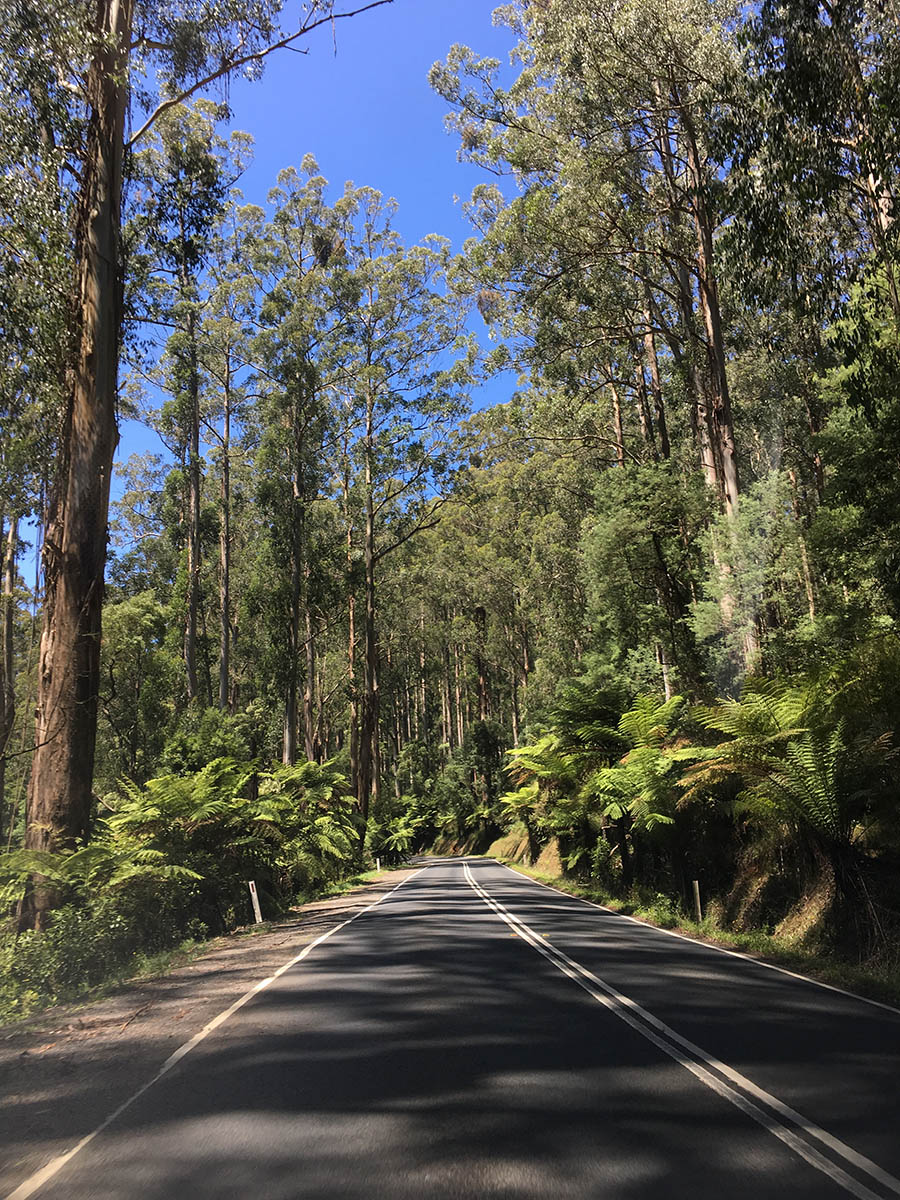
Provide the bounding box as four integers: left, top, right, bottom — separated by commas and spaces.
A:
464, 863, 897, 1200
492, 858, 900, 1020
4, 865, 428, 1200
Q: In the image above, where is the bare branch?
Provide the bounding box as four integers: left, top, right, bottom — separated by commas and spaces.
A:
126, 1, 394, 149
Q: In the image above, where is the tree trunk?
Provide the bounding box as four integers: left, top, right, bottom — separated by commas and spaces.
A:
358, 392, 381, 835
404, 679, 413, 742
657, 642, 672, 701
658, 82, 752, 661
680, 98, 760, 663
474, 605, 489, 721
654, 97, 720, 496
679, 90, 740, 520
510, 666, 520, 748
315, 654, 327, 758
303, 599, 317, 762
441, 635, 453, 747
642, 290, 670, 459
607, 372, 626, 467
19, 0, 134, 931
418, 602, 427, 741
343, 459, 359, 801
184, 305, 202, 702
218, 365, 231, 710
633, 361, 656, 456
283, 397, 309, 766
453, 639, 464, 747
0, 519, 16, 843
282, 509, 301, 766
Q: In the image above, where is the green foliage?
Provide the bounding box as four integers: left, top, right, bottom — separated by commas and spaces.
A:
495, 694, 687, 889
580, 696, 685, 833
0, 897, 208, 1023
159, 708, 254, 774
106, 756, 359, 913
0, 833, 207, 1022
0, 754, 362, 1020
685, 673, 896, 858
582, 464, 710, 695
366, 807, 421, 865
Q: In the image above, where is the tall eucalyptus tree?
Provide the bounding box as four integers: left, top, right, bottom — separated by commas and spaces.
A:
431, 0, 760, 663
327, 186, 473, 832
18, 0, 393, 929
202, 197, 258, 712
134, 102, 242, 705
249, 162, 338, 766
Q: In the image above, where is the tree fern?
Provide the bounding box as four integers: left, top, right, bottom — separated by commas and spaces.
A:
682, 676, 892, 858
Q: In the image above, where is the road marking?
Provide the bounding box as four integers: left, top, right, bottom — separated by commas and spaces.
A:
5, 866, 427, 1200
495, 859, 900, 1019
464, 861, 900, 1200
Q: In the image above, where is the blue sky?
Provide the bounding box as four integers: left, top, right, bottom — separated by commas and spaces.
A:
225, 0, 514, 250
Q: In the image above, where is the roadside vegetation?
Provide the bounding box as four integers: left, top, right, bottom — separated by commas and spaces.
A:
497, 858, 900, 1011
3, 0, 900, 1020
0, 758, 390, 1022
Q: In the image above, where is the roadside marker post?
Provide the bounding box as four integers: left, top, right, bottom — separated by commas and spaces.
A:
691, 879, 702, 924
248, 880, 263, 925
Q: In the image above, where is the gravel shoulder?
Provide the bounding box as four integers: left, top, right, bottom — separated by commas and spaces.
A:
0, 867, 420, 1198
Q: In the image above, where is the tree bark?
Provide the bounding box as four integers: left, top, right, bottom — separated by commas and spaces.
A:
357, 385, 381, 835
303, 598, 317, 762
642, 290, 670, 459
654, 97, 720, 495
282, 486, 302, 766
510, 666, 520, 748
183, 305, 202, 701
19, 0, 134, 930
441, 633, 453, 747
453, 639, 464, 747
633, 361, 656, 456
343, 455, 359, 801
789, 469, 817, 621
418, 602, 427, 741
218, 363, 231, 710
678, 88, 740, 520
609, 381, 626, 467
474, 605, 489, 721
0, 519, 16, 843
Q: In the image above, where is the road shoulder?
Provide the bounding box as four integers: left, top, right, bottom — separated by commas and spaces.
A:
0, 867, 419, 1199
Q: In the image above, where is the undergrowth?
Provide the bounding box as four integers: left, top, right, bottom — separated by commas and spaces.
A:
0, 866, 387, 1027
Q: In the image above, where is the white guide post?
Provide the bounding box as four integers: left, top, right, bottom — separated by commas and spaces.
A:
691, 879, 702, 924
248, 879, 263, 925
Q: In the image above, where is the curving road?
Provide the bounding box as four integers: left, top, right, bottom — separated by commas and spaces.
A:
8, 857, 900, 1200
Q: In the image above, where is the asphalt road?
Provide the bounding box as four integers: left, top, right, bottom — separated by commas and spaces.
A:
9, 857, 900, 1200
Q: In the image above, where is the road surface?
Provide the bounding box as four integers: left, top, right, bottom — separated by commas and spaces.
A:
7, 857, 900, 1199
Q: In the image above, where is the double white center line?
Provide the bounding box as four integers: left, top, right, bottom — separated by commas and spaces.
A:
463, 862, 900, 1200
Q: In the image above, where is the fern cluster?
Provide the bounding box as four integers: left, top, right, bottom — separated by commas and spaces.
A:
0, 756, 363, 1021
497, 673, 895, 897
